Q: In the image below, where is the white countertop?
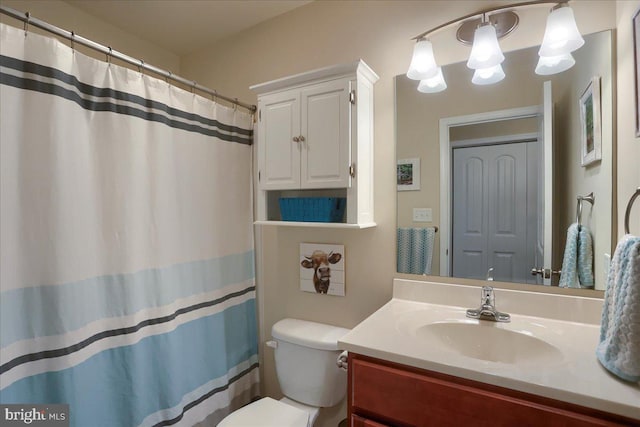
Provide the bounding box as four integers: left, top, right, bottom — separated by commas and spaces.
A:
338, 279, 640, 420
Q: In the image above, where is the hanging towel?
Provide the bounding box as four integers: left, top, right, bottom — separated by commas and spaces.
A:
559, 223, 594, 288
596, 234, 640, 382
397, 227, 436, 275
577, 225, 595, 288
559, 223, 580, 288
397, 228, 413, 274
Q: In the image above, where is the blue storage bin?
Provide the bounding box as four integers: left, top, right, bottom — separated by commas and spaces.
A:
279, 197, 346, 222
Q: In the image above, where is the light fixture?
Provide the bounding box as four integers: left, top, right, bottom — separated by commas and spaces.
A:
472, 64, 506, 85
538, 3, 584, 57
418, 67, 447, 93
408, 1, 584, 94
467, 21, 505, 70
406, 39, 439, 80
535, 52, 575, 75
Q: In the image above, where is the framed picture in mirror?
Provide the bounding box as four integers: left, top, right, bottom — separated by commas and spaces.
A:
634, 8, 640, 137
580, 77, 602, 167
397, 158, 420, 191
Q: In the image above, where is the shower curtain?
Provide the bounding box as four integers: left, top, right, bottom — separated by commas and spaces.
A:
0, 23, 258, 426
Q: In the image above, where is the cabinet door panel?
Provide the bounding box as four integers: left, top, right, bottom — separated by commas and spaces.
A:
259, 91, 300, 190
300, 78, 350, 189
351, 357, 628, 427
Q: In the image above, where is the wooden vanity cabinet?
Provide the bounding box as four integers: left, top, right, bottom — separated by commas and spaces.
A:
348, 353, 638, 427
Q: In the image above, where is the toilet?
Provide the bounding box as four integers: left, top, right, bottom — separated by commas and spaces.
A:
219, 318, 350, 427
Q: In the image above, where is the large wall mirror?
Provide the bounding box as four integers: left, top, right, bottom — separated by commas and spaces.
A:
395, 29, 614, 292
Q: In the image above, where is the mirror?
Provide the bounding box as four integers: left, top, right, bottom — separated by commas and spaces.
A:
396, 30, 614, 291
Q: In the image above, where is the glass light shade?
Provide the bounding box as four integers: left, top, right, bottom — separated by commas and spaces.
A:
407, 39, 439, 80
471, 64, 505, 85
538, 6, 584, 56
417, 67, 447, 93
535, 53, 575, 75
466, 23, 505, 70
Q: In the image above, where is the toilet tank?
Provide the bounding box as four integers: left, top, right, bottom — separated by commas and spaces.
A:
271, 318, 350, 407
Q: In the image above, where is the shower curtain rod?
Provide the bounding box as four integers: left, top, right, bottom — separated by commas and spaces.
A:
0, 5, 257, 113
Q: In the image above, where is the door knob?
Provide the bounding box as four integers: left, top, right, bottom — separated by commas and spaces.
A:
299, 135, 305, 142
292, 136, 300, 142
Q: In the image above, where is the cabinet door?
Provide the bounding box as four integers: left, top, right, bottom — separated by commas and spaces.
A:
258, 90, 301, 190
300, 78, 351, 189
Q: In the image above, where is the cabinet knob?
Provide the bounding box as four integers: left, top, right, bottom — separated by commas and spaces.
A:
292, 136, 300, 143
299, 135, 305, 142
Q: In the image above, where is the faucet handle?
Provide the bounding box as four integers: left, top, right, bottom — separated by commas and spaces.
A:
486, 267, 494, 281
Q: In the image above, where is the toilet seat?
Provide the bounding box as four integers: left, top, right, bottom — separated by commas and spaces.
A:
218, 397, 309, 427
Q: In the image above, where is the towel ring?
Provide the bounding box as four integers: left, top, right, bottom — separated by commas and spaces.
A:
576, 192, 595, 227
624, 187, 640, 234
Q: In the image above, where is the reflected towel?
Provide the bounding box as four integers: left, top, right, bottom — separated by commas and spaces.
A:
577, 225, 594, 288
596, 234, 640, 382
559, 223, 594, 288
397, 227, 436, 275
397, 228, 413, 274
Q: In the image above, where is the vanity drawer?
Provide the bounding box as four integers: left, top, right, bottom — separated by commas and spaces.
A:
351, 414, 388, 427
349, 354, 635, 427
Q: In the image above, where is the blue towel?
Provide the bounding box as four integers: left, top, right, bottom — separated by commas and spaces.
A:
397, 227, 436, 275
397, 228, 412, 274
559, 223, 594, 288
596, 234, 640, 382
578, 225, 595, 288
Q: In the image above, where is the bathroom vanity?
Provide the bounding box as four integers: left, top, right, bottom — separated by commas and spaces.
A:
339, 280, 640, 426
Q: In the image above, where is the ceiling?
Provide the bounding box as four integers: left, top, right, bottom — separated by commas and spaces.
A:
66, 0, 312, 56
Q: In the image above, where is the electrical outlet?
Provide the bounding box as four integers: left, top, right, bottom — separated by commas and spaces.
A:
413, 208, 433, 222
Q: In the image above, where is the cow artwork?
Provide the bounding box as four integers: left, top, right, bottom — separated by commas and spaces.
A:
299, 243, 345, 296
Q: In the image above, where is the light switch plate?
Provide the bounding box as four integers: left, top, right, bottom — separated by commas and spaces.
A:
413, 208, 432, 222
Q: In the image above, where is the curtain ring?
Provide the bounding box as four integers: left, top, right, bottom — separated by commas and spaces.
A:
23, 12, 30, 36
138, 59, 144, 74
234, 98, 238, 111
213, 90, 217, 103
166, 71, 172, 84
106, 47, 113, 65
70, 31, 75, 51
191, 81, 197, 94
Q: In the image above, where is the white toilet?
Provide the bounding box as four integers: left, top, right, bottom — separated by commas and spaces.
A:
218, 318, 350, 427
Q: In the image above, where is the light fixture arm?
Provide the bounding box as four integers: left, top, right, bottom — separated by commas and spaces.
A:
411, 0, 569, 41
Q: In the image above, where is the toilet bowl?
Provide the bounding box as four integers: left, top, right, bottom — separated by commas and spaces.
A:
217, 397, 312, 427
218, 318, 350, 427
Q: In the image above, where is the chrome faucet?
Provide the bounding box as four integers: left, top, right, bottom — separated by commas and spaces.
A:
466, 286, 511, 322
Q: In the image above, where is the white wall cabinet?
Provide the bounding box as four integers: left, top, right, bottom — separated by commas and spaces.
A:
251, 60, 378, 228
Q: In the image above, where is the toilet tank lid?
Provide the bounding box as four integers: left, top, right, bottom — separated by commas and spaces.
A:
272, 318, 350, 351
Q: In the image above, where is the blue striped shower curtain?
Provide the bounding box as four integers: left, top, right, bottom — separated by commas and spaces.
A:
0, 23, 259, 426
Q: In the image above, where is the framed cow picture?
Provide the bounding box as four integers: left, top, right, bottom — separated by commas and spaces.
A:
299, 243, 345, 296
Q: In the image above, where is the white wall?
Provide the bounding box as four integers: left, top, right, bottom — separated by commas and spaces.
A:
0, 0, 180, 72
554, 30, 614, 289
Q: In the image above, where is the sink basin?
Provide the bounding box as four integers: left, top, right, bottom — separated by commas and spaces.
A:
417, 321, 562, 364
393, 307, 564, 364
